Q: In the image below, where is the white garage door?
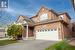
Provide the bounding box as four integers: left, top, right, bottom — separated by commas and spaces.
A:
36, 29, 59, 41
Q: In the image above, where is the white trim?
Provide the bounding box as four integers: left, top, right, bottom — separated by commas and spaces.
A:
40, 13, 48, 21
22, 24, 28, 40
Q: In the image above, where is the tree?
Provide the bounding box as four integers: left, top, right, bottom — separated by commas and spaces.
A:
7, 24, 24, 40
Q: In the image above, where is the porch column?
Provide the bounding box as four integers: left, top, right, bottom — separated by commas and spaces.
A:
26, 24, 28, 39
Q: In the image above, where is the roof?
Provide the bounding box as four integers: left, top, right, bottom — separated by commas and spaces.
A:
30, 6, 71, 19
30, 6, 58, 19
59, 12, 71, 19
17, 6, 71, 26
16, 15, 35, 26
17, 16, 69, 26
34, 19, 68, 26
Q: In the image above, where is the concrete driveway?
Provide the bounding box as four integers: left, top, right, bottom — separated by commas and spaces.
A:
0, 40, 57, 50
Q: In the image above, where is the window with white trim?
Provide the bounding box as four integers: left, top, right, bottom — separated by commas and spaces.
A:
40, 13, 48, 21
59, 15, 64, 19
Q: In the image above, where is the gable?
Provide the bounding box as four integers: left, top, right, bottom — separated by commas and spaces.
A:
17, 16, 34, 26
17, 16, 25, 23
30, 7, 71, 25
59, 13, 71, 24
31, 7, 58, 22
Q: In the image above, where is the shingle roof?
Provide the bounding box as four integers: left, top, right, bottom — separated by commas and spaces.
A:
34, 19, 63, 26
30, 6, 58, 19
17, 6, 71, 26
16, 15, 35, 26
30, 6, 71, 19
58, 12, 71, 19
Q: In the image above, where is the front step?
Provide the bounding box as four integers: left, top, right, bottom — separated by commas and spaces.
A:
27, 37, 35, 40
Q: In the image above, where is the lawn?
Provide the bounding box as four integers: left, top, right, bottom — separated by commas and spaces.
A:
0, 40, 17, 46
45, 41, 75, 50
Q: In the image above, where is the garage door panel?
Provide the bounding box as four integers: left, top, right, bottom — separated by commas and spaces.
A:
36, 30, 59, 40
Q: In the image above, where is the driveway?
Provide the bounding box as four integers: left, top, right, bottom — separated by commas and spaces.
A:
0, 40, 57, 50
69, 40, 75, 46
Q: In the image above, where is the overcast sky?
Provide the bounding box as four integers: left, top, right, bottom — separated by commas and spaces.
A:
0, 0, 74, 27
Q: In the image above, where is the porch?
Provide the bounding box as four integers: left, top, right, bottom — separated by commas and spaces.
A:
22, 24, 35, 40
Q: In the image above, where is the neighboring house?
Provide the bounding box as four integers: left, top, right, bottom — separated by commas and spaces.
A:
0, 28, 5, 38
16, 6, 72, 41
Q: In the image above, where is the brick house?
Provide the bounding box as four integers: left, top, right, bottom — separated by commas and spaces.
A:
0, 28, 5, 38
72, 22, 75, 37
16, 6, 72, 41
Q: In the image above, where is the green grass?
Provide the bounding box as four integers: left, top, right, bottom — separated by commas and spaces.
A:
0, 40, 17, 46
45, 41, 75, 50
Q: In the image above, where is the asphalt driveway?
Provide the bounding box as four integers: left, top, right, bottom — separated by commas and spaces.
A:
0, 40, 57, 50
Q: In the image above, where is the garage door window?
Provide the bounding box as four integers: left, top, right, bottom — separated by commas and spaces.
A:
37, 29, 57, 32
48, 29, 49, 31
42, 30, 44, 32
45, 29, 47, 31
38, 30, 39, 32
40, 30, 41, 32
51, 29, 53, 31
54, 29, 57, 31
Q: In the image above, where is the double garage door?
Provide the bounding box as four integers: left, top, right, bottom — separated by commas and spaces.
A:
36, 29, 59, 41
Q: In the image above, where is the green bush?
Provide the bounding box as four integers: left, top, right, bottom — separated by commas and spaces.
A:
7, 24, 25, 40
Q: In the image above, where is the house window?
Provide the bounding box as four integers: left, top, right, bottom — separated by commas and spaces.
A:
41, 30, 42, 32
48, 29, 50, 31
45, 29, 47, 31
40, 30, 41, 32
40, 13, 48, 21
59, 15, 64, 19
38, 30, 39, 32
43, 30, 45, 32
42, 30, 44, 32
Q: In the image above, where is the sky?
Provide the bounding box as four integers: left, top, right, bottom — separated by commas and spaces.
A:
0, 0, 75, 27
